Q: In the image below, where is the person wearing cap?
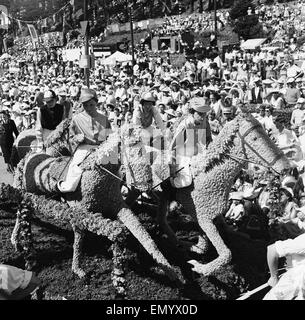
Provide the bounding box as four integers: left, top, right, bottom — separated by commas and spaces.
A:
35, 90, 67, 152
163, 97, 212, 190
132, 91, 165, 145
57, 88, 112, 193
285, 78, 300, 108
0, 110, 19, 173
291, 97, 305, 133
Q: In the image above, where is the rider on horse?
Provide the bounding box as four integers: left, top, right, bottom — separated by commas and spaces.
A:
35, 90, 70, 153
161, 97, 212, 195
56, 88, 112, 193
132, 91, 165, 149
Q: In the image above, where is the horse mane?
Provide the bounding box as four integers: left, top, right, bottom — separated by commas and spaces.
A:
80, 124, 144, 171
44, 119, 71, 148
203, 112, 250, 173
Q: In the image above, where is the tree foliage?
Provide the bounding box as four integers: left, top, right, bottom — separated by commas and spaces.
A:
229, 0, 255, 20
233, 14, 263, 39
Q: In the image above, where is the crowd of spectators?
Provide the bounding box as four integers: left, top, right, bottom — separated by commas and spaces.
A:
1, 0, 305, 300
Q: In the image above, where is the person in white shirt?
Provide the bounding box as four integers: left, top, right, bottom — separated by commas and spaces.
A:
273, 114, 303, 162
0, 264, 41, 300
264, 232, 305, 300
291, 98, 305, 133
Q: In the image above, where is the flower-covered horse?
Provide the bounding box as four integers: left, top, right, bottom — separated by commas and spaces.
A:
12, 124, 180, 286
131, 110, 290, 276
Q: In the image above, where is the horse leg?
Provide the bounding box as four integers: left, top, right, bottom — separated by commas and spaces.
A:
188, 217, 232, 276
71, 224, 86, 278
117, 207, 180, 282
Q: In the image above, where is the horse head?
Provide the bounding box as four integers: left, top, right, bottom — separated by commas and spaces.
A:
234, 108, 290, 174
120, 125, 153, 192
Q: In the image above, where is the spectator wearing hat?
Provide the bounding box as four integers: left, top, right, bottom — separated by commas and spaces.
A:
273, 114, 302, 162
132, 91, 165, 145
35, 90, 67, 152
249, 77, 264, 104
170, 80, 184, 105
209, 92, 222, 119
268, 89, 286, 110
220, 106, 234, 127
291, 98, 305, 133
58, 89, 73, 120
225, 191, 245, 228
57, 88, 112, 193
164, 97, 212, 190
0, 110, 18, 173
285, 78, 300, 108
208, 110, 222, 139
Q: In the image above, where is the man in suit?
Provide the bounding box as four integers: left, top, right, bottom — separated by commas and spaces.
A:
249, 77, 264, 104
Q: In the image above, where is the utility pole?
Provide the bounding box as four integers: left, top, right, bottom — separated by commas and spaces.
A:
129, 2, 135, 78
214, 0, 217, 44
84, 0, 90, 88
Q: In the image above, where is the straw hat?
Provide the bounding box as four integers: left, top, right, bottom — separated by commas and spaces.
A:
189, 97, 211, 113
79, 88, 98, 104
141, 92, 156, 103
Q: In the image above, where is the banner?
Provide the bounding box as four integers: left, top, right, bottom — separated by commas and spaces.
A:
80, 20, 88, 35
27, 24, 39, 43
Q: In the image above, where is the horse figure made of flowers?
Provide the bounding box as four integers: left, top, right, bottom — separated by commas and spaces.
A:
10, 122, 180, 294
127, 109, 290, 277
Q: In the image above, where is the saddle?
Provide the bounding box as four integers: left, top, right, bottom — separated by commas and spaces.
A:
23, 153, 71, 195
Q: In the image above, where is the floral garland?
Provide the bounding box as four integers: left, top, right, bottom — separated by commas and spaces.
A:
44, 119, 71, 148
15, 190, 129, 296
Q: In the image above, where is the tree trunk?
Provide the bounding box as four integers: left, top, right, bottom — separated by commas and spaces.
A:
199, 0, 203, 13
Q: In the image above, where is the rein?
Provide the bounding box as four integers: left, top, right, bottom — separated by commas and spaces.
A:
223, 123, 282, 175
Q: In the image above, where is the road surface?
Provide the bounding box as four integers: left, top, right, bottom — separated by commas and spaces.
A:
0, 155, 14, 185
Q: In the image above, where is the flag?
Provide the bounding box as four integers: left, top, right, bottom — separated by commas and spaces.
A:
53, 14, 57, 23
27, 24, 39, 43
70, 0, 75, 5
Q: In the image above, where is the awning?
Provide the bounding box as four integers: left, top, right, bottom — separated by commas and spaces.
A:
240, 38, 267, 50
101, 51, 132, 65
